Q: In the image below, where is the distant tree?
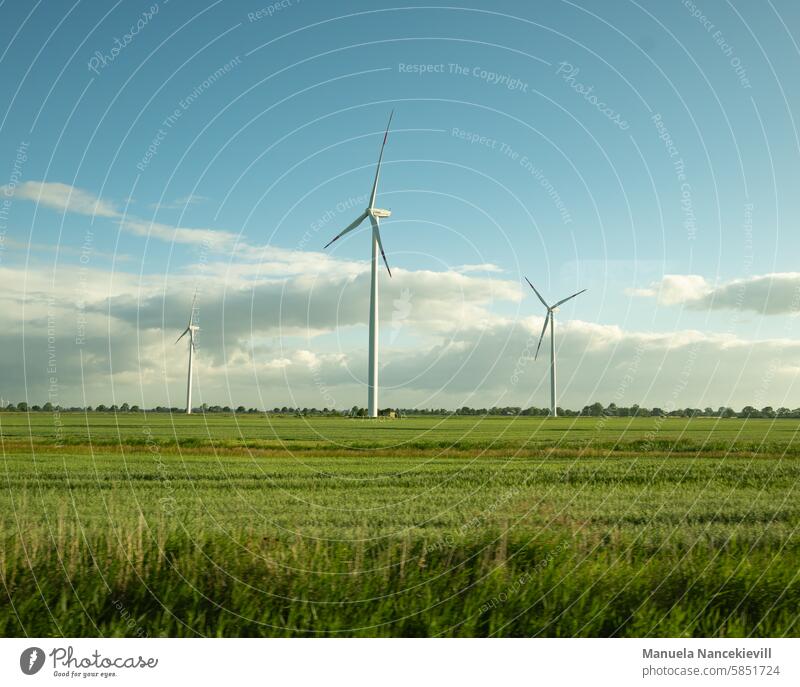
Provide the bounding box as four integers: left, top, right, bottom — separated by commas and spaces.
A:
587, 402, 604, 417
651, 407, 665, 417
761, 406, 776, 419
740, 405, 759, 418
120, 402, 130, 412
31, 405, 42, 411
42, 402, 54, 412
130, 405, 140, 413
96, 404, 107, 412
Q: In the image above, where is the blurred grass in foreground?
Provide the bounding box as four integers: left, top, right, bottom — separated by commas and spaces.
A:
1, 413, 798, 636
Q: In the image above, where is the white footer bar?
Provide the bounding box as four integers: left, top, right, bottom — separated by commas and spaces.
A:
0, 638, 796, 686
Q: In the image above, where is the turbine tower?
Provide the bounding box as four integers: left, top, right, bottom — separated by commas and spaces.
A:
525, 277, 586, 418
175, 292, 199, 414
324, 112, 395, 418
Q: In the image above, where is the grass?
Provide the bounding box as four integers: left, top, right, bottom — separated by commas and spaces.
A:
1, 412, 799, 637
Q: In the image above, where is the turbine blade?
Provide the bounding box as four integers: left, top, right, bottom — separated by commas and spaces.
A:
534, 312, 550, 361
370, 216, 391, 277
524, 277, 550, 309
553, 288, 587, 308
324, 210, 368, 249
188, 289, 198, 327
175, 327, 190, 344
368, 110, 394, 209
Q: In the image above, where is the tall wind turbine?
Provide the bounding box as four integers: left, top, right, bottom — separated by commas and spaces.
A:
324, 112, 395, 418
175, 292, 199, 414
525, 278, 586, 418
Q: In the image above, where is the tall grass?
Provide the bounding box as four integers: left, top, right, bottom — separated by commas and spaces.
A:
2, 414, 800, 637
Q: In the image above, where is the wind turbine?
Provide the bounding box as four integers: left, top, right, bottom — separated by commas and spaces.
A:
525, 277, 586, 418
324, 112, 395, 418
175, 292, 199, 414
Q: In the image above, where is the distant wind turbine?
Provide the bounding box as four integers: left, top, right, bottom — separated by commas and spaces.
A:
525, 277, 586, 418
175, 292, 199, 414
324, 112, 395, 418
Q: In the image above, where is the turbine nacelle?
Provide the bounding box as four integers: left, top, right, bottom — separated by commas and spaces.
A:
176, 324, 199, 344
323, 112, 396, 279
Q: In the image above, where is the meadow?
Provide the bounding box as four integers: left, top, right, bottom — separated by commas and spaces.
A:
1, 412, 799, 637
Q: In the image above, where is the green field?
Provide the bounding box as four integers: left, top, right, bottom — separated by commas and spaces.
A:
1, 412, 799, 637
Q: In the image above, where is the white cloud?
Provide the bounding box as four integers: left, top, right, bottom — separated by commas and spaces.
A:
629, 273, 800, 314
7, 181, 238, 252
454, 263, 504, 274
5, 181, 800, 409
2, 181, 119, 218
3, 257, 800, 410
119, 218, 240, 250
626, 274, 710, 305
373, 318, 800, 410
148, 194, 206, 211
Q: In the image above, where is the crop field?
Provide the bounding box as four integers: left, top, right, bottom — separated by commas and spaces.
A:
1, 412, 799, 637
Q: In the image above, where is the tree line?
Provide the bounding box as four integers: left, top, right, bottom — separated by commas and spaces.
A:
2, 401, 799, 419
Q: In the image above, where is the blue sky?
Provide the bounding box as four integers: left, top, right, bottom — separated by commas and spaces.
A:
1, 0, 799, 410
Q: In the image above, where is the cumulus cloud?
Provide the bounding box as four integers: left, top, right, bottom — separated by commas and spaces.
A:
628, 273, 800, 314
375, 318, 800, 410
5, 180, 800, 409
626, 274, 710, 305
3, 255, 800, 410
94, 264, 523, 354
